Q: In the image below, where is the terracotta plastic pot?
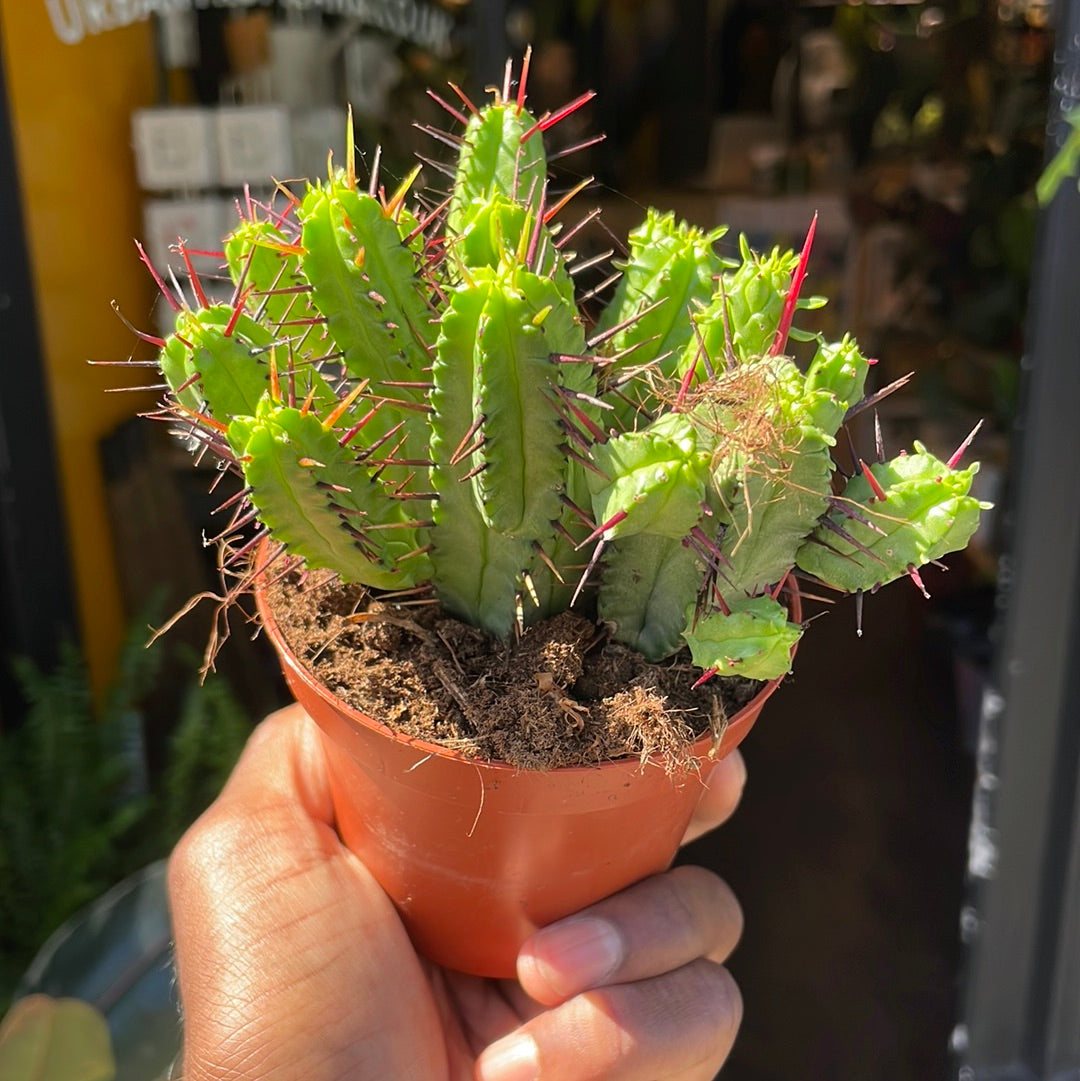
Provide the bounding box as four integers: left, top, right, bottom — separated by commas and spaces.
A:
254, 580, 801, 978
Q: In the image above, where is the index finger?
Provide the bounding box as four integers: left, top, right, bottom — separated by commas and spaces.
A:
682, 749, 747, 845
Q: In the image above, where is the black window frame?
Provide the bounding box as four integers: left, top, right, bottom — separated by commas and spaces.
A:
957, 0, 1080, 1074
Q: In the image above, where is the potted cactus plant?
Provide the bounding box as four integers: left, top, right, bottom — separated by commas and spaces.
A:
124, 55, 988, 977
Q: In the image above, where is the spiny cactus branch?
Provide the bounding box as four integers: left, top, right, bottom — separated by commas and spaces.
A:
118, 53, 990, 684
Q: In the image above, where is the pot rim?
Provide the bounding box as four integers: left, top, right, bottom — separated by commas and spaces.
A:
254, 566, 802, 776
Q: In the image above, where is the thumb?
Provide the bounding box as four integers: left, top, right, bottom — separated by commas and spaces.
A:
167, 704, 424, 1079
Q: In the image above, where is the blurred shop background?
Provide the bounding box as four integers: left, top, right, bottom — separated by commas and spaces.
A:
0, 1, 1068, 1079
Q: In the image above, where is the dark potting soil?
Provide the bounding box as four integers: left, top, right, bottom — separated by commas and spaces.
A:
264, 569, 761, 770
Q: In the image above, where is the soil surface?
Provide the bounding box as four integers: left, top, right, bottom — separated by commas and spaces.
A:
264, 569, 761, 770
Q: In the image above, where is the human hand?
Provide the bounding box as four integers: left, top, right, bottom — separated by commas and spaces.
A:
168, 703, 746, 1080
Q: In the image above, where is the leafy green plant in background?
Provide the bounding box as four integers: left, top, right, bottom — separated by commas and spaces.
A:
0, 635, 153, 1004
1036, 106, 1080, 206
0, 616, 253, 1011
161, 663, 253, 844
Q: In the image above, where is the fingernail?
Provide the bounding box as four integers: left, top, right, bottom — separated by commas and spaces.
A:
476, 1034, 539, 1081
526, 916, 623, 998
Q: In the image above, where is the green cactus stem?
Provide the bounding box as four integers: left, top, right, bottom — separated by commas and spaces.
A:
796, 437, 990, 596
125, 53, 989, 692
684, 594, 804, 681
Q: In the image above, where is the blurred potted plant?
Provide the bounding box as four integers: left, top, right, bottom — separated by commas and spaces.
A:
0, 622, 252, 1009
123, 54, 988, 976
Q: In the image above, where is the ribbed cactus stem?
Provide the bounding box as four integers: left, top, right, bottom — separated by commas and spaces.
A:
134, 55, 989, 686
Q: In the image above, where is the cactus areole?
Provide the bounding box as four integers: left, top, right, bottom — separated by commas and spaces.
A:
122, 53, 989, 975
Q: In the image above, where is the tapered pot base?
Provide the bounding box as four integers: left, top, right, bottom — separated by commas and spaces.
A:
255, 583, 797, 977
